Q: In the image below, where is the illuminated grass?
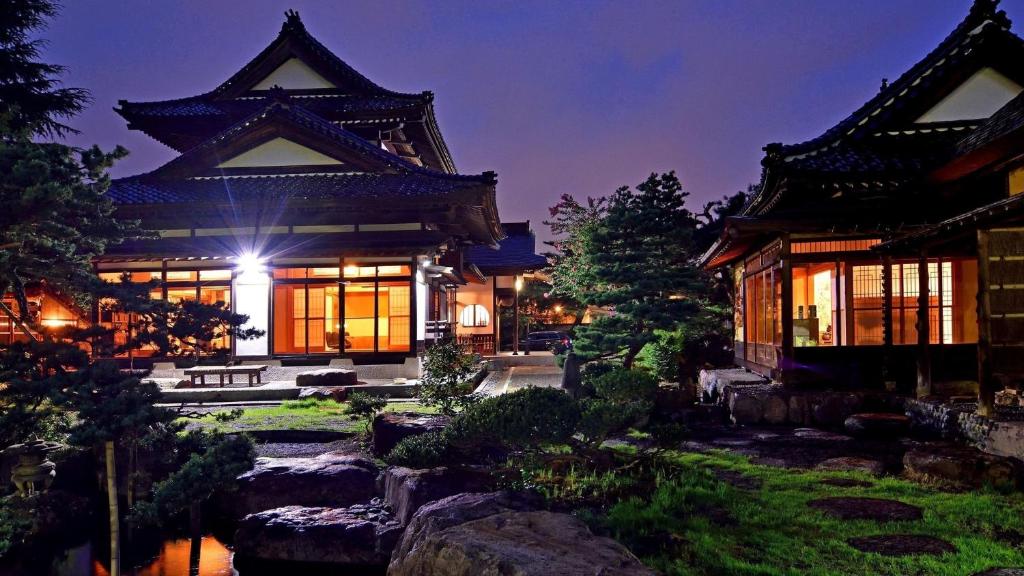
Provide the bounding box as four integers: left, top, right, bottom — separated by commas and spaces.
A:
183, 398, 436, 433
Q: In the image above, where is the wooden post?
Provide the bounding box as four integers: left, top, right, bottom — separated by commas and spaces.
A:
977, 229, 995, 416
780, 236, 794, 380
882, 255, 894, 388
916, 252, 932, 398
105, 441, 120, 576
512, 275, 520, 355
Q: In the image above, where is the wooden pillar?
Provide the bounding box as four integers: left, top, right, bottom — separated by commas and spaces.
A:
977, 229, 995, 417
882, 255, 894, 386
916, 251, 932, 398
780, 236, 794, 380
512, 275, 520, 355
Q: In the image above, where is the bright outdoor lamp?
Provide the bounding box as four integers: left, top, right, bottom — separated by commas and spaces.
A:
235, 252, 265, 276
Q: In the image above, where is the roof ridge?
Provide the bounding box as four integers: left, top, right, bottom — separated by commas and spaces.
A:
208, 10, 425, 101
123, 96, 494, 184
770, 1, 1014, 159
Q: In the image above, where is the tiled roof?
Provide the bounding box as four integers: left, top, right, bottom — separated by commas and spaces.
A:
108, 172, 486, 205
466, 225, 547, 274
775, 1, 1014, 159
118, 94, 420, 119
957, 90, 1024, 154
782, 128, 968, 177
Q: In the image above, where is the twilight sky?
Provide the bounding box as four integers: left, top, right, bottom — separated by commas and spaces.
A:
43, 0, 1024, 242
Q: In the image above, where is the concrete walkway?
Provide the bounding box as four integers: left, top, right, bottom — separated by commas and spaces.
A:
475, 353, 563, 396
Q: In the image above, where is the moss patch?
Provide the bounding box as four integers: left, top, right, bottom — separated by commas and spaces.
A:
182, 398, 436, 434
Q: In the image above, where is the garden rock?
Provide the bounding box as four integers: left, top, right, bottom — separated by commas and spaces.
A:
372, 412, 449, 457
903, 445, 1021, 489
846, 534, 955, 556
384, 466, 495, 525
811, 393, 862, 428
234, 504, 402, 566
224, 452, 378, 519
295, 368, 358, 387
389, 510, 655, 576
763, 394, 789, 425
389, 491, 539, 568
297, 386, 348, 402
844, 413, 911, 437
729, 391, 763, 425
807, 497, 922, 521
815, 457, 885, 476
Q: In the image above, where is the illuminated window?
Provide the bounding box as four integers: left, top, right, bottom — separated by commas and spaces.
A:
460, 304, 490, 327
199, 269, 232, 281
1010, 165, 1024, 196
891, 259, 977, 345
792, 263, 838, 347
851, 265, 884, 345
273, 283, 340, 354
791, 239, 881, 254
165, 270, 198, 282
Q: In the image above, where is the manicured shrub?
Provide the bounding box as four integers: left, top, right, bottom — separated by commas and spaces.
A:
387, 387, 580, 467
418, 340, 478, 417
578, 398, 648, 445
345, 392, 389, 436
449, 387, 580, 451
385, 430, 450, 468
590, 368, 659, 404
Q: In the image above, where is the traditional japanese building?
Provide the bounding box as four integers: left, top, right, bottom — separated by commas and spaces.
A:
64, 10, 538, 363
701, 0, 1024, 413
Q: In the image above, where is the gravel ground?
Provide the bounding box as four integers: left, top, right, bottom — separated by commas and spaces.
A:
254, 438, 364, 458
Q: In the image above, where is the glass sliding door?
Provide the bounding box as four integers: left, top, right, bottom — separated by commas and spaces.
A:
342, 264, 413, 354
273, 282, 341, 355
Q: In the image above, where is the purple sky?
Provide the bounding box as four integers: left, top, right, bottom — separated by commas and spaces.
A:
43, 0, 1024, 242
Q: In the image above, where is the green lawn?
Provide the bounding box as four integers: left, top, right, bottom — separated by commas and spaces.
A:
183, 398, 437, 434
576, 449, 1024, 576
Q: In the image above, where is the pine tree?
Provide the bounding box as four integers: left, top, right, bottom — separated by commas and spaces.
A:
0, 0, 142, 333
553, 172, 706, 368
0, 0, 88, 139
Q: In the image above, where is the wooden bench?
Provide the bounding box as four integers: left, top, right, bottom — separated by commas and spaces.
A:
182, 365, 268, 387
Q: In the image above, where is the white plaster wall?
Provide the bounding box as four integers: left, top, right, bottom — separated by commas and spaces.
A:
916, 67, 1023, 123
217, 137, 342, 168
455, 278, 495, 335
233, 271, 270, 356
253, 58, 335, 90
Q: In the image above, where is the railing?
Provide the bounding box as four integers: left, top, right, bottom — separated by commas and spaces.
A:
456, 334, 495, 356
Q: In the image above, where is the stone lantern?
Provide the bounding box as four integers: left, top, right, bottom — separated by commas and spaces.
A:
7, 439, 58, 496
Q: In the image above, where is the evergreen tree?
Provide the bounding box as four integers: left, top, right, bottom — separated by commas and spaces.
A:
570, 172, 705, 368
0, 0, 88, 139
0, 0, 141, 333
60, 361, 177, 576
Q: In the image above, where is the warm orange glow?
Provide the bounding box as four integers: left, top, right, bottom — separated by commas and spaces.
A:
92, 536, 233, 576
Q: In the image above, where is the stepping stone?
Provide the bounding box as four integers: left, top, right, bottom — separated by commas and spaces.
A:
815, 457, 885, 476
973, 570, 1024, 576
712, 469, 762, 490
847, 534, 954, 556
807, 497, 922, 521
820, 478, 874, 488
844, 412, 911, 437
793, 428, 853, 442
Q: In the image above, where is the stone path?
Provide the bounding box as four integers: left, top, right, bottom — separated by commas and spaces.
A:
807, 497, 923, 521
846, 534, 955, 556
503, 365, 563, 393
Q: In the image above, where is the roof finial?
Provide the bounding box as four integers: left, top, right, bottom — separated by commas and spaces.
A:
879, 77, 889, 92
968, 0, 1010, 27
268, 85, 290, 107
283, 9, 304, 31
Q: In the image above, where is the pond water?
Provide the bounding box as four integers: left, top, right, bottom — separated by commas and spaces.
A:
49, 536, 235, 576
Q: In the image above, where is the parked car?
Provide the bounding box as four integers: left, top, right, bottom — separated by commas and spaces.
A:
519, 331, 572, 353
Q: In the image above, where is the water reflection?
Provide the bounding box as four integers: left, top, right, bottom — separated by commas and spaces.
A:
51, 536, 234, 576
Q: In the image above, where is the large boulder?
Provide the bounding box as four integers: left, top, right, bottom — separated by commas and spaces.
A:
223, 452, 378, 519
844, 412, 911, 437
389, 509, 655, 576
384, 466, 495, 525
390, 491, 539, 568
295, 368, 358, 387
904, 445, 1022, 489
373, 412, 449, 457
234, 503, 402, 566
